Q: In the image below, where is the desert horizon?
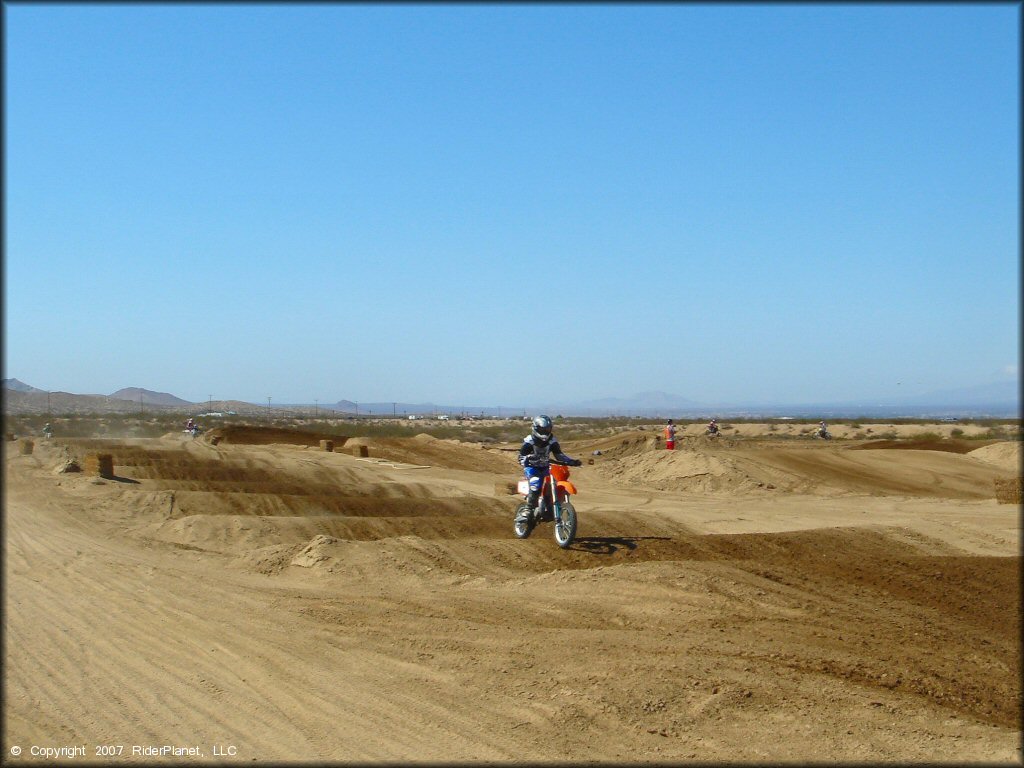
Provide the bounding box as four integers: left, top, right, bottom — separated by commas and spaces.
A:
4, 378, 1020, 420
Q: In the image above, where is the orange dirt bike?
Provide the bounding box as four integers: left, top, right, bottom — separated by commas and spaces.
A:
513, 462, 578, 548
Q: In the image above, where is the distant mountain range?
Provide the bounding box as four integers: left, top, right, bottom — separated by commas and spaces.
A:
2, 381, 267, 416
879, 380, 1020, 409
2, 380, 1019, 418
575, 391, 702, 411
108, 387, 193, 407
3, 378, 45, 394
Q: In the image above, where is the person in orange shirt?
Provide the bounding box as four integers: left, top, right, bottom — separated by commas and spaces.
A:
664, 419, 676, 450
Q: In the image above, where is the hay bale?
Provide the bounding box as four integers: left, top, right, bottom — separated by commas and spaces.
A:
19, 439, 34, 455
319, 439, 334, 452
994, 477, 1022, 504
83, 453, 114, 479
5, 433, 15, 442
494, 480, 518, 496
352, 445, 369, 458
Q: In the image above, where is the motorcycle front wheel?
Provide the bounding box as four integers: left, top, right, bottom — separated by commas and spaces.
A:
513, 502, 534, 539
553, 500, 577, 549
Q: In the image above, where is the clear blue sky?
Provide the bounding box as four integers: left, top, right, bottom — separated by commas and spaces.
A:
4, 3, 1019, 407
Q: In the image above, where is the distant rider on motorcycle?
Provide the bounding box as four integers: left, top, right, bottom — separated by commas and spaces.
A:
516, 415, 582, 526
707, 419, 719, 436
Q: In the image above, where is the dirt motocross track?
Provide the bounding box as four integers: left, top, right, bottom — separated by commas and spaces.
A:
4, 426, 1020, 763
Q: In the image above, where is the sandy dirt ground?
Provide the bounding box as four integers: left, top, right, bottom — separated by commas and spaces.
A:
3, 424, 1020, 763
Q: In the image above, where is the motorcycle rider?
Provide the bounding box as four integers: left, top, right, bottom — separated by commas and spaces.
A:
516, 415, 582, 525
707, 418, 719, 435
664, 419, 676, 450
817, 420, 829, 438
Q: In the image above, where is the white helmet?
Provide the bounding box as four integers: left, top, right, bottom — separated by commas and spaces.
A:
531, 415, 553, 444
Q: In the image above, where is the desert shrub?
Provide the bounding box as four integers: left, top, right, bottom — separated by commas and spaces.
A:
979, 427, 1007, 440
960, 426, 1021, 441
950, 428, 964, 438
915, 431, 944, 442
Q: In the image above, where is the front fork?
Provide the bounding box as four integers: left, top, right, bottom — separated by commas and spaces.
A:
546, 475, 562, 522
530, 470, 563, 521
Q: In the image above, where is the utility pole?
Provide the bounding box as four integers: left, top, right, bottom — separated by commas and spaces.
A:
393, 402, 396, 418
314, 399, 318, 418
47, 391, 51, 416
209, 394, 212, 414
267, 397, 271, 419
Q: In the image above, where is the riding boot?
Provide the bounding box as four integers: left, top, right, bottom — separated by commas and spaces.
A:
517, 489, 540, 523
526, 488, 540, 511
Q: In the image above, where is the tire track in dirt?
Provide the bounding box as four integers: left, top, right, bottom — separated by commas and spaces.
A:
3, 495, 314, 752
4, 471, 580, 760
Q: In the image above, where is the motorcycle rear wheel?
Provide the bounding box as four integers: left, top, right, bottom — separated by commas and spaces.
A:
553, 500, 577, 548
513, 502, 534, 539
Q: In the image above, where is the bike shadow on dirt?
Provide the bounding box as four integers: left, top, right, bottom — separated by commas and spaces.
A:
107, 475, 141, 484
568, 536, 672, 555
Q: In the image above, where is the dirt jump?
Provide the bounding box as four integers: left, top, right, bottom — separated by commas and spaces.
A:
4, 425, 1020, 762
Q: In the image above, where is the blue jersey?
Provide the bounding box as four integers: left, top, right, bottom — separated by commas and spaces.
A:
518, 434, 574, 472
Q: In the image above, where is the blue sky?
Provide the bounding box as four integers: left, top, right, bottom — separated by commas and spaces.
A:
4, 3, 1019, 406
